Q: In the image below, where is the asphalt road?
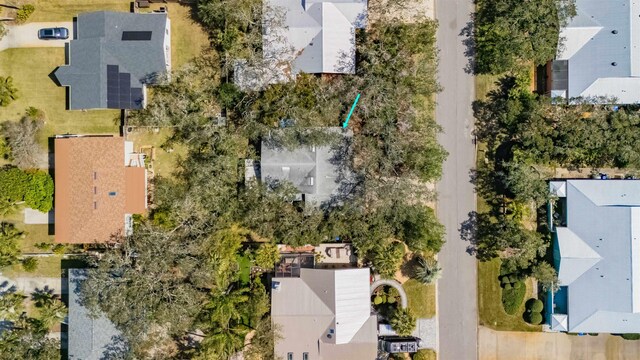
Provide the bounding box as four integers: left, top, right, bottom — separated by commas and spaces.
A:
434, 0, 478, 359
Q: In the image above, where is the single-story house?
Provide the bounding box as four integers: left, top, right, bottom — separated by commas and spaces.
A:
234, 0, 367, 90
260, 128, 352, 206
54, 136, 147, 244
68, 268, 126, 359
548, 179, 640, 332
54, 11, 171, 110
549, 0, 640, 103
271, 267, 378, 359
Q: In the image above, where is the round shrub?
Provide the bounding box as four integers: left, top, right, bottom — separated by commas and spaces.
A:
412, 349, 436, 360
374, 296, 383, 305
503, 283, 512, 290
501, 276, 510, 285
529, 299, 544, 313
388, 296, 396, 304
22, 257, 38, 272
528, 312, 543, 325
509, 275, 518, 283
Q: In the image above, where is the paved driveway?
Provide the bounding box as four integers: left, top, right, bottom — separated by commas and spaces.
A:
0, 22, 73, 51
434, 0, 478, 358
480, 326, 640, 360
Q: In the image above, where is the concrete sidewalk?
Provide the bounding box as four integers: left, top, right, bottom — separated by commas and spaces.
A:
0, 22, 73, 51
480, 326, 640, 360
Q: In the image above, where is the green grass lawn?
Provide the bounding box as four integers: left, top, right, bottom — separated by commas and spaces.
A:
0, 48, 119, 146
236, 254, 251, 285
403, 279, 436, 318
478, 258, 541, 332
3, 255, 62, 278
26, 0, 131, 22
1, 207, 54, 253
475, 74, 500, 101
167, 4, 210, 69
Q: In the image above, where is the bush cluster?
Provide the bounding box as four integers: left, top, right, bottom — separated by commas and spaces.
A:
524, 298, 544, 325
501, 275, 526, 315
0, 167, 54, 213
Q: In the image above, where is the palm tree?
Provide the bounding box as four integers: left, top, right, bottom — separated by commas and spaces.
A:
390, 308, 416, 336
31, 288, 56, 309
0, 76, 18, 107
414, 256, 442, 285
37, 299, 67, 328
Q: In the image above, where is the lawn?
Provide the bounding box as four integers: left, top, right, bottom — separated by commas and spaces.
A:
236, 254, 251, 285
24, 0, 130, 22
1, 207, 54, 253
3, 255, 62, 278
403, 279, 436, 318
126, 128, 187, 179
0, 48, 119, 146
163, 3, 210, 69
475, 74, 500, 101
478, 258, 541, 332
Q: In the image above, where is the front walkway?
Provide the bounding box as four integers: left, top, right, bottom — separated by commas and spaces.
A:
479, 326, 640, 360
0, 22, 74, 51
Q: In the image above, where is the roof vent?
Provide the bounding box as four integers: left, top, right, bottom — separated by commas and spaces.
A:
612, 62, 618, 66
307, 177, 314, 186
612, 30, 619, 34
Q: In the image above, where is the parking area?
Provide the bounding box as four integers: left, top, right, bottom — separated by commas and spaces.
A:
0, 22, 74, 51
480, 326, 640, 360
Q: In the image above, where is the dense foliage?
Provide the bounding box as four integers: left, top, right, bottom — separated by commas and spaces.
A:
0, 223, 21, 268
474, 0, 576, 74
501, 279, 525, 315
389, 307, 417, 336
0, 167, 54, 213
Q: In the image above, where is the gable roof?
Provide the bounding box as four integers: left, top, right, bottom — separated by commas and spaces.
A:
54, 11, 169, 109
68, 269, 125, 359
54, 136, 147, 244
271, 268, 377, 360
556, 0, 640, 103
553, 180, 640, 332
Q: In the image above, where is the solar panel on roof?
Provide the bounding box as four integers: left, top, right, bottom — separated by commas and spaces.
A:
121, 31, 152, 41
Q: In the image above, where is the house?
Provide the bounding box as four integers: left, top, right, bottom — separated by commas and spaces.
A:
549, 0, 640, 103
54, 11, 170, 110
260, 128, 352, 206
54, 136, 147, 244
234, 0, 367, 90
548, 179, 640, 332
271, 268, 378, 360
68, 269, 126, 359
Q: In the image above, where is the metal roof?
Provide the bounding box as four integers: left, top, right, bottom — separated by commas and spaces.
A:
68, 269, 125, 359
271, 268, 377, 360
554, 180, 640, 332
236, 0, 366, 89
557, 0, 640, 103
54, 11, 170, 109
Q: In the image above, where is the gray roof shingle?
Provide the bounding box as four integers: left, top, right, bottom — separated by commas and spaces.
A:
55, 11, 170, 110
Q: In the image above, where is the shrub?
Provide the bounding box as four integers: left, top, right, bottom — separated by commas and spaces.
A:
514, 281, 524, 289
509, 275, 518, 283
502, 281, 526, 315
412, 349, 436, 360
622, 334, 640, 340
25, 106, 45, 120
0, 76, 18, 107
22, 257, 38, 272
387, 296, 396, 304
0, 168, 53, 213
15, 5, 35, 24
374, 296, 383, 305
528, 312, 543, 325
254, 242, 280, 270
52, 244, 66, 255
501, 276, 510, 285
390, 307, 416, 336
414, 256, 442, 284
526, 298, 544, 313
503, 283, 512, 290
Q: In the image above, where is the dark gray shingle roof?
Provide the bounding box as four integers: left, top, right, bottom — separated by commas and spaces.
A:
55, 11, 169, 110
